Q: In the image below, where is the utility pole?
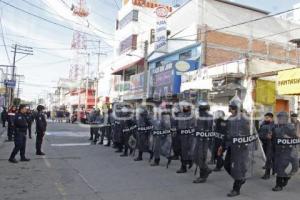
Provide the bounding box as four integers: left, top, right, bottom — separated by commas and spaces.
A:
85, 53, 90, 110
4, 44, 33, 106
143, 40, 149, 103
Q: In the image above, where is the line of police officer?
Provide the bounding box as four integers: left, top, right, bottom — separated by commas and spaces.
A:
8, 104, 47, 163
89, 98, 299, 197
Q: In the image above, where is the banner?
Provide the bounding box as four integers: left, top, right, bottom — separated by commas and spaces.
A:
256, 79, 276, 105
155, 6, 168, 51
277, 68, 300, 95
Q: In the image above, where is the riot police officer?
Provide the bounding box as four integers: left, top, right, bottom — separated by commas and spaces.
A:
176, 100, 194, 173
35, 105, 47, 155
219, 97, 256, 197
8, 105, 30, 163
134, 106, 152, 161
120, 105, 136, 157
26, 109, 34, 139
212, 110, 227, 172
258, 112, 275, 179
150, 105, 172, 166
192, 101, 214, 183
272, 112, 299, 192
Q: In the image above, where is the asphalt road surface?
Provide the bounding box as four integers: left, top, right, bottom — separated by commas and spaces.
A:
0, 122, 299, 200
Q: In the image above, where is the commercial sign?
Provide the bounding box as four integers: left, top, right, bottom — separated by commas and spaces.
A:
151, 60, 199, 98
132, 0, 172, 12
4, 80, 16, 88
277, 68, 300, 95
155, 6, 168, 51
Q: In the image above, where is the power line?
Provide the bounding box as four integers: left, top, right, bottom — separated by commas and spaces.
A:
171, 5, 300, 39
0, 10, 10, 64
0, 0, 117, 42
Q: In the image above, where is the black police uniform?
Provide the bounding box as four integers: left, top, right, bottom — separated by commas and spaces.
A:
9, 112, 29, 162
213, 116, 227, 171
258, 120, 275, 179
35, 111, 47, 155
26, 112, 34, 138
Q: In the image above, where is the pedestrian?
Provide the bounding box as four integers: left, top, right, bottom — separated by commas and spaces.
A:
26, 109, 34, 139
272, 112, 299, 192
219, 97, 256, 197
7, 106, 17, 141
212, 110, 227, 172
35, 105, 47, 155
192, 101, 214, 183
8, 104, 30, 163
176, 100, 194, 173
258, 112, 275, 179
1, 107, 7, 128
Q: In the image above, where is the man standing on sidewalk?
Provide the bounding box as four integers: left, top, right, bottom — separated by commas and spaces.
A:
8, 104, 30, 163
35, 105, 47, 155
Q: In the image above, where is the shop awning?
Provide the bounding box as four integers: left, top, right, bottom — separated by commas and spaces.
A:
180, 79, 213, 92
112, 58, 144, 75
277, 68, 300, 95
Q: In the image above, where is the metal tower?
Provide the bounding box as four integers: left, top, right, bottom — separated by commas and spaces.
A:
69, 0, 89, 81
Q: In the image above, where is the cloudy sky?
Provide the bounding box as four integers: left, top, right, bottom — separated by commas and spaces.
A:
0, 0, 299, 101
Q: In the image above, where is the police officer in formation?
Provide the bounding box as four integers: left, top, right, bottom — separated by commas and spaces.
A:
8, 104, 30, 163
219, 98, 256, 197
192, 101, 214, 183
7, 106, 17, 141
258, 112, 275, 179
212, 110, 227, 172
35, 105, 47, 155
26, 109, 34, 139
150, 105, 172, 166
272, 112, 299, 191
95, 99, 299, 197
134, 106, 153, 161
175, 101, 194, 173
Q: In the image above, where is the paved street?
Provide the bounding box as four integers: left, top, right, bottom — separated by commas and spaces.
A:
0, 122, 299, 200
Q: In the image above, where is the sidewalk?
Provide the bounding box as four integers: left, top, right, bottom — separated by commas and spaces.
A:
0, 126, 7, 147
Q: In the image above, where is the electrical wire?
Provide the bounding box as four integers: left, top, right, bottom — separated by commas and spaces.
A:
0, 10, 10, 64
0, 0, 117, 42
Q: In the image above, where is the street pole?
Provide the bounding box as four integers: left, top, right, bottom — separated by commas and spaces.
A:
143, 40, 148, 103
95, 41, 101, 108
85, 53, 90, 110
9, 44, 17, 106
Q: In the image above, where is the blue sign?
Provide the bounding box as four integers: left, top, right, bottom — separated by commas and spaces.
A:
4, 80, 16, 88
151, 60, 199, 98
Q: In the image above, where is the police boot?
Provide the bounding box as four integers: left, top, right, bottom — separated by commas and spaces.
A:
151, 159, 160, 166
261, 169, 271, 180
104, 141, 111, 147
272, 177, 283, 192
188, 160, 193, 169
176, 163, 187, 173
134, 151, 143, 161
227, 180, 244, 197
282, 177, 290, 187
120, 149, 128, 157
193, 177, 206, 184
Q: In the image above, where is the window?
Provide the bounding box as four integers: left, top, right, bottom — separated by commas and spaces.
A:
119, 35, 138, 54
179, 50, 192, 60
150, 29, 155, 44
118, 10, 139, 30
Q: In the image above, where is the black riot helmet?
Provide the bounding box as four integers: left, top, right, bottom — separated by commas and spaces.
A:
197, 100, 210, 111
179, 100, 191, 112
277, 112, 289, 125
37, 105, 45, 112
228, 95, 242, 111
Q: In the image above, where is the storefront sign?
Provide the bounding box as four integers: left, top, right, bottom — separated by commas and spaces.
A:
130, 72, 144, 90
132, 0, 172, 12
155, 6, 168, 51
277, 68, 300, 95
151, 60, 199, 98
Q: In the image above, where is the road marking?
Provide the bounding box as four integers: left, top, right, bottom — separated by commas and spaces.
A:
46, 131, 89, 137
51, 143, 91, 147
